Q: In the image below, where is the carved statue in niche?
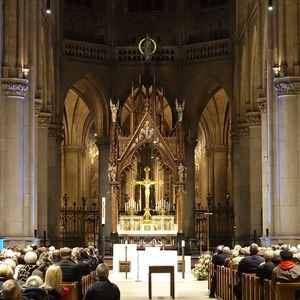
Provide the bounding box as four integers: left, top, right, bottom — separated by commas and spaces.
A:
178, 162, 186, 182
175, 99, 185, 122
110, 99, 119, 123
108, 162, 117, 182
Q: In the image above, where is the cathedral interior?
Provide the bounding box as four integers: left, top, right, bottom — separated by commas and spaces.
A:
1, 0, 300, 255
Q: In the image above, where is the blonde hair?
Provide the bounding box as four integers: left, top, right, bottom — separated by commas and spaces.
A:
43, 265, 62, 293
25, 275, 43, 287
0, 263, 14, 279
1, 279, 22, 300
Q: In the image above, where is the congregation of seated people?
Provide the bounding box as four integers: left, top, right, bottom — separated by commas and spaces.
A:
0, 244, 103, 300
209, 243, 300, 299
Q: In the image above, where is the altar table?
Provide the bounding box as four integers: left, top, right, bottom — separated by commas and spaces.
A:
148, 265, 175, 299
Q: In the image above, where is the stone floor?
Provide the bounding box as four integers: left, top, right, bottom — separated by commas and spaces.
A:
109, 271, 211, 299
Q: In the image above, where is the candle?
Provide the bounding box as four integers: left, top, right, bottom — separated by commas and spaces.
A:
181, 240, 185, 247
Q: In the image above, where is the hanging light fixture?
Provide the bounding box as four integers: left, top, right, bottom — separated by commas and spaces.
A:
46, 0, 51, 14
268, 0, 273, 11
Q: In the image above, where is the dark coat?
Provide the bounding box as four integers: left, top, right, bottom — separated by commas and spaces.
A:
238, 254, 265, 278
56, 259, 82, 299
83, 277, 120, 300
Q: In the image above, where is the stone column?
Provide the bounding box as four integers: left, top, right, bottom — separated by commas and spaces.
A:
47, 124, 63, 244
110, 184, 119, 233
246, 112, 262, 240
185, 138, 196, 238
207, 145, 228, 206
36, 107, 51, 240
96, 138, 110, 234
272, 77, 300, 243
176, 184, 185, 233
257, 97, 271, 245
63, 145, 81, 204
0, 79, 29, 241
232, 125, 251, 244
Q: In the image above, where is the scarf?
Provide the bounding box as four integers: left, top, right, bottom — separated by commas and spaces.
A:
278, 260, 295, 270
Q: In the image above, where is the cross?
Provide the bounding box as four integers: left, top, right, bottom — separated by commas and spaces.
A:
132, 166, 163, 221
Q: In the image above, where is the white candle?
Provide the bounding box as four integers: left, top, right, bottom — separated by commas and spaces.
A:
181, 240, 185, 247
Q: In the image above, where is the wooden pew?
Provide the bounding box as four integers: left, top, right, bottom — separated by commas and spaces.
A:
81, 275, 91, 295
61, 282, 78, 300
274, 281, 300, 300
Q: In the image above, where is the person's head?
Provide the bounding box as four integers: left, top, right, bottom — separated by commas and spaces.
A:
263, 249, 274, 261
249, 243, 259, 255
43, 264, 62, 293
222, 246, 231, 255
0, 263, 14, 279
24, 251, 38, 264
3, 259, 16, 273
25, 275, 43, 287
60, 247, 72, 259
1, 279, 22, 300
96, 263, 109, 279
216, 245, 223, 254
280, 249, 293, 261
52, 250, 61, 262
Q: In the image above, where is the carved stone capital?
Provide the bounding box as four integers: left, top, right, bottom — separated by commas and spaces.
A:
246, 111, 261, 126
35, 99, 43, 116
257, 97, 267, 113
48, 124, 64, 144
38, 112, 52, 127
274, 76, 300, 96
1, 78, 29, 98
231, 124, 250, 142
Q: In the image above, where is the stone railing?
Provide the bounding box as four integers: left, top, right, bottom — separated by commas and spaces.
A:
63, 39, 231, 63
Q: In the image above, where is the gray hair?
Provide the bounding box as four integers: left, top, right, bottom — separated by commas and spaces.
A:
24, 251, 37, 264
96, 263, 109, 278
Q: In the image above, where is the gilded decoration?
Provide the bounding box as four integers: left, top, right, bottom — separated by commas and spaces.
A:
109, 36, 186, 236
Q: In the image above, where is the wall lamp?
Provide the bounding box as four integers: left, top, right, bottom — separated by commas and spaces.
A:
22, 67, 30, 78
272, 65, 280, 77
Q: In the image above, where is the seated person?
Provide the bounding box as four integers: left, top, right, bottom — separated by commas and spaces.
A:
0, 279, 22, 300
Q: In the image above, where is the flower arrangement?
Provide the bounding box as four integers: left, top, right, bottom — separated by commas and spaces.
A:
192, 252, 212, 280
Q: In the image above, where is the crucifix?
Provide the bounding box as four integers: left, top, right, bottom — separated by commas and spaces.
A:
132, 166, 163, 222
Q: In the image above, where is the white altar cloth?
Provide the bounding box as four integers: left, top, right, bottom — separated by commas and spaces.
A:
112, 244, 191, 281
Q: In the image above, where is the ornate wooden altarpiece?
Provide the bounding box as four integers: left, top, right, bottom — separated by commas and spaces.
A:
108, 37, 186, 248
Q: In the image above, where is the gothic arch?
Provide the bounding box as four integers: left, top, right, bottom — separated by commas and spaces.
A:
62, 73, 109, 137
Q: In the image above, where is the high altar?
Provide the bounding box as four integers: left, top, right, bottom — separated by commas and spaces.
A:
108, 36, 186, 248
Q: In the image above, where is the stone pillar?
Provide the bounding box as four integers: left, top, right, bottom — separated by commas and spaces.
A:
185, 138, 196, 238
96, 138, 110, 234
36, 108, 51, 240
257, 97, 271, 245
232, 126, 251, 244
272, 77, 300, 244
47, 124, 63, 244
0, 78, 30, 241
63, 145, 81, 204
246, 112, 262, 240
207, 145, 228, 206
110, 184, 119, 233
176, 184, 185, 233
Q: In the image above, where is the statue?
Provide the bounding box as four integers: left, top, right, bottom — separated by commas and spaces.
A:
108, 162, 117, 182
178, 162, 186, 182
175, 99, 185, 122
138, 34, 157, 62
110, 99, 119, 123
